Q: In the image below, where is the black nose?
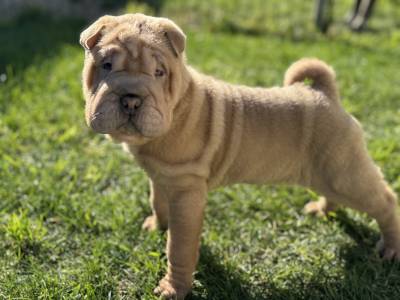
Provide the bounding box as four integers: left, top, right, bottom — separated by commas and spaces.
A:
120, 94, 142, 115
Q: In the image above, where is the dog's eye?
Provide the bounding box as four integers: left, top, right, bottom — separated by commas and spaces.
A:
102, 62, 112, 71
155, 69, 164, 77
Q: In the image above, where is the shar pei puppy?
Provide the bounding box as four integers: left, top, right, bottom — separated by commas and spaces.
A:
80, 13, 400, 299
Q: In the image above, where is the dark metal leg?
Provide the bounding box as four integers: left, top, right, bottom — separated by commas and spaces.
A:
315, 0, 334, 33
347, 0, 362, 24
349, 0, 376, 31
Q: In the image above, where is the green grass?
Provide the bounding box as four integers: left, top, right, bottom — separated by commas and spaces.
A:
1, 1, 400, 299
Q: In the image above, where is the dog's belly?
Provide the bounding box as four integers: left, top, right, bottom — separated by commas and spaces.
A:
222, 128, 308, 186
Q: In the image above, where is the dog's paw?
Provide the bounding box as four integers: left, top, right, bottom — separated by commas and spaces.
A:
304, 201, 327, 217
142, 215, 159, 232
304, 197, 336, 217
376, 238, 400, 261
142, 215, 168, 232
154, 277, 190, 300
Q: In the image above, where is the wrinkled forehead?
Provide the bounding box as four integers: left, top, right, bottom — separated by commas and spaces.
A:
91, 26, 168, 75
98, 16, 172, 56
97, 26, 144, 59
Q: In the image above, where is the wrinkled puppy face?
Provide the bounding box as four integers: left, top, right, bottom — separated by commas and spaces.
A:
80, 14, 186, 144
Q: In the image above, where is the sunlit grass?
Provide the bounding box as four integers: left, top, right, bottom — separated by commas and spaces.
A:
1, 1, 400, 299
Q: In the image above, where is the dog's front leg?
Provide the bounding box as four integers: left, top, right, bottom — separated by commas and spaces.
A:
142, 180, 169, 231
154, 182, 207, 299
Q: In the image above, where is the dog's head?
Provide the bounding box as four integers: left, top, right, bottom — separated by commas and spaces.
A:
80, 14, 187, 144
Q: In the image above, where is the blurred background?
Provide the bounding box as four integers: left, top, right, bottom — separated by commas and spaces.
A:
1, 0, 400, 299
1, 0, 400, 75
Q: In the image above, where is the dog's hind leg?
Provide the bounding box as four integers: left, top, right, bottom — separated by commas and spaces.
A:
312, 148, 400, 260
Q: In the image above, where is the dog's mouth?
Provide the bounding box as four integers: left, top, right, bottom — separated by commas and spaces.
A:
114, 105, 166, 139
117, 115, 141, 135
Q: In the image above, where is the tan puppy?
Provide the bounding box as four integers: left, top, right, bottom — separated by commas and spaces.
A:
80, 14, 400, 299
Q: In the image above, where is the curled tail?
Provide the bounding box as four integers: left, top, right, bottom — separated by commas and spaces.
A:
284, 58, 339, 102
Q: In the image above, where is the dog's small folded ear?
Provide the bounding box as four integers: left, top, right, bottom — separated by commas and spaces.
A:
80, 25, 104, 50
80, 15, 115, 50
162, 20, 186, 57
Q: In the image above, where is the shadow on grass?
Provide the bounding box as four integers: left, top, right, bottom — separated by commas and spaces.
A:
0, 10, 87, 73
191, 212, 400, 299
191, 246, 264, 300
335, 211, 400, 299
335, 210, 378, 248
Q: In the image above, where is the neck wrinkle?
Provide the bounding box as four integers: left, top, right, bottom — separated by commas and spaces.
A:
170, 68, 195, 132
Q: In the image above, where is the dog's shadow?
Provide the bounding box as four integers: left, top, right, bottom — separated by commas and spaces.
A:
189, 210, 400, 299
189, 246, 264, 300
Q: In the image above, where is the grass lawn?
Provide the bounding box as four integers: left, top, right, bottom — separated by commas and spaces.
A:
1, 1, 400, 299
